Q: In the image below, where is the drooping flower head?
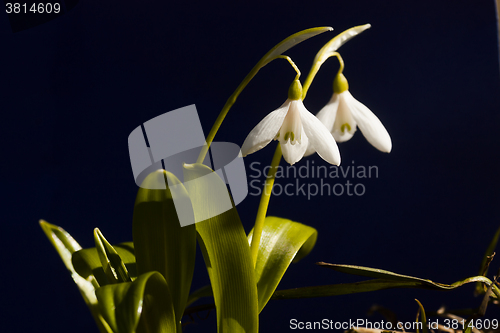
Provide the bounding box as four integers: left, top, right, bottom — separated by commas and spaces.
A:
311, 72, 392, 153
241, 80, 341, 165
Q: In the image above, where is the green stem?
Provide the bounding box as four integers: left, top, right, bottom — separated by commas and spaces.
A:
196, 68, 259, 164
276, 55, 301, 80
194, 26, 335, 163
196, 56, 302, 164
250, 143, 282, 266
302, 52, 343, 99
250, 54, 320, 267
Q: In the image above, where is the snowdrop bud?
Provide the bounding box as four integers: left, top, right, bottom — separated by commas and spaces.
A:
288, 80, 303, 100
333, 73, 349, 93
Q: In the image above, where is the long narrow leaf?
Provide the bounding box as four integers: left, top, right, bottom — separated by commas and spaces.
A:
271, 279, 424, 299
415, 299, 429, 333
184, 163, 258, 333
39, 220, 113, 333
248, 216, 317, 312
72, 242, 137, 287
317, 262, 500, 297
133, 170, 196, 330
271, 273, 500, 300
94, 228, 132, 284
96, 271, 176, 333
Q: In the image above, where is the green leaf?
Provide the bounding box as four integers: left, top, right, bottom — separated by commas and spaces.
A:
316, 262, 500, 298
271, 279, 424, 299
475, 225, 500, 294
96, 271, 176, 333
415, 299, 429, 333
317, 262, 438, 283
133, 170, 196, 330
94, 228, 132, 284
39, 220, 113, 333
72, 242, 137, 287
184, 163, 258, 333
270, 262, 500, 300
247, 216, 317, 312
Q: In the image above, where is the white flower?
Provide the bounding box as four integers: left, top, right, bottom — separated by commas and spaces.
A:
241, 80, 341, 166
309, 74, 392, 154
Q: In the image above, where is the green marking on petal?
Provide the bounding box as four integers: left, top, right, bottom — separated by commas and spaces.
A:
290, 132, 295, 142
341, 123, 351, 133
284, 132, 290, 142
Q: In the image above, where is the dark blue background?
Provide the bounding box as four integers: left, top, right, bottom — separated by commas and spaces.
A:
2, 0, 499, 332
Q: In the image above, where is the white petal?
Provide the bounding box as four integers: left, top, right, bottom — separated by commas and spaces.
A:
279, 100, 303, 145
304, 95, 338, 157
345, 91, 392, 153
303, 142, 316, 157
281, 128, 308, 165
332, 92, 357, 142
241, 100, 290, 156
299, 101, 341, 166
315, 93, 339, 132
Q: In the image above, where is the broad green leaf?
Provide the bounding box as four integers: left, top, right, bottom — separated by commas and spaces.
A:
94, 228, 132, 284
475, 225, 500, 294
415, 299, 429, 333
316, 262, 500, 298
72, 242, 137, 287
133, 170, 196, 330
184, 163, 258, 333
39, 220, 113, 333
247, 216, 317, 312
96, 271, 176, 333
302, 24, 371, 98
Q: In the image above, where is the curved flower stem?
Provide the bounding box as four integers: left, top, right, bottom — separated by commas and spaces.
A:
193, 26, 334, 165
196, 69, 260, 164
250, 143, 282, 266
275, 55, 301, 80
302, 52, 343, 99
196, 56, 301, 164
